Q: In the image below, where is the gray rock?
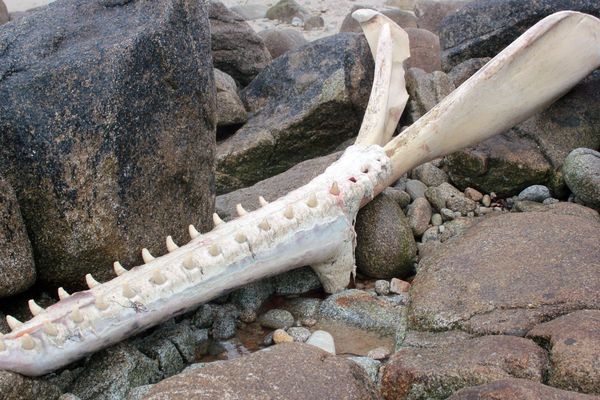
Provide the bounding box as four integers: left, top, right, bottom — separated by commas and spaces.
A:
374, 280, 391, 296
258, 28, 308, 59
412, 163, 448, 187
404, 67, 455, 124
230, 280, 275, 314
305, 330, 336, 354
384, 187, 412, 208
543, 197, 560, 205
424, 182, 463, 211
259, 309, 295, 329
304, 16, 325, 31
440, 208, 455, 221
563, 148, 600, 209
431, 213, 443, 226
401, 330, 473, 349
210, 1, 271, 85
287, 327, 311, 342
282, 297, 322, 321
518, 185, 551, 202
126, 385, 154, 400
0, 0, 216, 290
0, 371, 61, 400
211, 312, 238, 341
266, 0, 308, 23
217, 33, 373, 192
273, 266, 322, 295
340, 6, 417, 33
448, 57, 491, 87
0, 0, 7, 25
319, 289, 406, 335
405, 28, 442, 73
214, 68, 247, 129
348, 356, 381, 384
421, 226, 440, 243
69, 343, 161, 400
192, 304, 218, 329
446, 195, 477, 215
59, 395, 82, 400
0, 176, 35, 297
230, 4, 267, 20
440, 0, 600, 70
405, 179, 428, 200
355, 193, 417, 279
414, 0, 471, 34
407, 197, 432, 237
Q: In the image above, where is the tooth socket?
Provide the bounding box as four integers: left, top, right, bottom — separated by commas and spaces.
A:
21, 334, 35, 350
235, 232, 247, 243
182, 254, 197, 270
151, 270, 167, 285
95, 296, 109, 310
330, 182, 340, 195
71, 307, 84, 323
284, 205, 294, 220
258, 219, 270, 231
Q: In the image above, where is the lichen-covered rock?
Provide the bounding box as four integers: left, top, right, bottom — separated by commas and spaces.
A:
449, 378, 598, 400
0, 371, 62, 400
355, 193, 417, 279
216, 33, 373, 192
0, 0, 216, 289
0, 175, 35, 297
439, 0, 600, 70
258, 28, 308, 59
144, 343, 380, 400
527, 310, 600, 394
409, 212, 600, 335
209, 1, 271, 86
381, 336, 548, 400
563, 148, 600, 209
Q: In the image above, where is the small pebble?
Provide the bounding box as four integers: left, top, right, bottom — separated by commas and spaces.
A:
374, 280, 390, 295
543, 197, 559, 205
421, 226, 439, 243
440, 208, 455, 221
367, 346, 391, 360
390, 278, 411, 293
287, 327, 311, 342
263, 331, 274, 346
431, 213, 442, 226
301, 318, 317, 327
438, 225, 446, 233
291, 16, 303, 27
466, 211, 475, 217
239, 309, 257, 323
273, 329, 294, 344
306, 330, 335, 354
464, 187, 483, 202
518, 185, 551, 202
258, 309, 295, 329
482, 194, 491, 207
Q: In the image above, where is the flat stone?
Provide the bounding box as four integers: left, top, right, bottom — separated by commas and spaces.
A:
348, 356, 381, 384
449, 378, 599, 400
409, 212, 600, 335
400, 330, 473, 348
287, 327, 311, 342
527, 310, 600, 394
381, 335, 548, 400
144, 343, 379, 400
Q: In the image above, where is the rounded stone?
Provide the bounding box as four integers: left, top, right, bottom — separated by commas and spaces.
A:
407, 197, 433, 237
563, 148, 600, 208
287, 327, 311, 343
306, 330, 336, 354
304, 16, 324, 31
431, 213, 443, 226
374, 280, 391, 296
258, 309, 295, 330
258, 28, 308, 59
517, 185, 551, 202
273, 329, 294, 344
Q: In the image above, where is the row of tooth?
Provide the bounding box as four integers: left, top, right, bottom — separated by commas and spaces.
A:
1, 184, 342, 351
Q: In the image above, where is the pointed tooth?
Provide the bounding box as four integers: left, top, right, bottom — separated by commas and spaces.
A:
258, 219, 271, 231
259, 196, 269, 207
236, 203, 248, 217
306, 192, 318, 208
71, 307, 84, 323
28, 299, 45, 316
209, 244, 221, 257
235, 232, 247, 243
58, 287, 70, 300
182, 254, 197, 270
21, 334, 35, 350
330, 181, 340, 195
114, 261, 127, 276
6, 315, 23, 331
95, 295, 109, 311
43, 321, 59, 337
0, 339, 5, 352
188, 224, 200, 239
142, 248, 155, 263
212, 213, 224, 228
122, 283, 136, 299
284, 205, 294, 220
150, 269, 167, 285
85, 273, 100, 289
166, 236, 179, 252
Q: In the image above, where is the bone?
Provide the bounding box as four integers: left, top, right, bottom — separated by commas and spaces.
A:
329, 182, 340, 196
21, 334, 35, 350
353, 9, 410, 146
6, 315, 23, 330
58, 287, 70, 300
70, 307, 83, 323
0, 340, 4, 352
43, 322, 58, 337
151, 270, 167, 285
166, 236, 179, 252
85, 273, 100, 289
259, 196, 269, 207
142, 248, 155, 263
258, 219, 271, 231
283, 205, 294, 220
236, 204, 248, 216
114, 261, 127, 276
122, 283, 136, 299
28, 300, 45, 316
306, 193, 318, 208
188, 224, 200, 239
212, 213, 224, 227
381, 11, 600, 188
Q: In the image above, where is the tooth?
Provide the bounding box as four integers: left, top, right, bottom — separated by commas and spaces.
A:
212, 213, 224, 228
236, 204, 248, 216
6, 315, 23, 330
306, 192, 318, 208
71, 307, 84, 323
330, 182, 340, 195
182, 254, 197, 270
122, 283, 136, 299
166, 236, 179, 252
258, 219, 270, 231
85, 273, 100, 289
43, 322, 58, 337
21, 334, 35, 350
189, 224, 200, 239
151, 270, 167, 285
28, 299, 45, 316
259, 196, 269, 207
235, 232, 247, 243
58, 287, 70, 300
209, 244, 221, 257
114, 261, 127, 276
284, 205, 294, 220
142, 248, 155, 263
95, 295, 109, 310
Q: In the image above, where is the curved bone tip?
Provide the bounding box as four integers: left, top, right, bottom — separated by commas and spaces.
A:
28, 299, 45, 316
352, 9, 379, 23
236, 203, 248, 216
85, 273, 100, 289
166, 236, 179, 252
142, 248, 155, 263
58, 287, 70, 300
6, 315, 23, 330
188, 224, 200, 239
114, 261, 127, 276
212, 213, 224, 227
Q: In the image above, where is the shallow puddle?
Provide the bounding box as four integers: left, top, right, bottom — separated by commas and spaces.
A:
312, 319, 395, 356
